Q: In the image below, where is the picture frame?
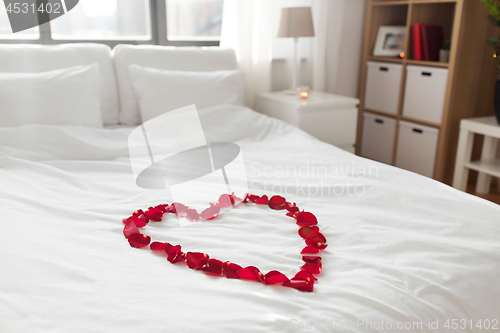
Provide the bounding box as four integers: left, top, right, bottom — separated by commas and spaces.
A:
373, 26, 406, 57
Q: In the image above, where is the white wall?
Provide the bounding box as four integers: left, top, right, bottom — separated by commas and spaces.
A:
325, 0, 366, 97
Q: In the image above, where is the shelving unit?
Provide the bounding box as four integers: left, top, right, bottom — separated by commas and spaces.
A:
356, 0, 499, 184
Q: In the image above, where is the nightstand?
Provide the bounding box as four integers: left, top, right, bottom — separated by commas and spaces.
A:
254, 91, 359, 153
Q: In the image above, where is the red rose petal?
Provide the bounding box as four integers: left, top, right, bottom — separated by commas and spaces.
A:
298, 226, 320, 239
305, 237, 328, 250
218, 194, 234, 208
303, 256, 321, 263
172, 203, 188, 217
203, 258, 223, 275
232, 193, 246, 205
186, 252, 209, 270
301, 256, 322, 274
286, 212, 299, 218
132, 209, 145, 217
163, 243, 174, 254
123, 219, 140, 238
150, 242, 167, 251
254, 195, 269, 205
229, 193, 240, 204
123, 216, 148, 228
223, 262, 242, 279
304, 231, 327, 250
154, 204, 169, 213
167, 245, 186, 263
186, 208, 200, 222
145, 207, 164, 221
247, 194, 260, 203
292, 270, 318, 281
300, 245, 320, 254
164, 205, 176, 214
283, 279, 314, 292
200, 204, 221, 220
132, 209, 149, 223
268, 195, 286, 210
237, 266, 265, 283
264, 271, 289, 284
285, 202, 300, 213
127, 233, 151, 248
308, 231, 326, 243
296, 212, 318, 226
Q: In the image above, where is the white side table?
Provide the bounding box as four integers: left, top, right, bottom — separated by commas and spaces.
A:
254, 91, 359, 153
452, 116, 500, 193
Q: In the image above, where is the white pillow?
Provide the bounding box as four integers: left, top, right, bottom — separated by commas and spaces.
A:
0, 64, 102, 128
112, 45, 238, 125
0, 44, 119, 126
128, 65, 244, 122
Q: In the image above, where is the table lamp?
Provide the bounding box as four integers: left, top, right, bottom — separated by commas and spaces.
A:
277, 7, 315, 95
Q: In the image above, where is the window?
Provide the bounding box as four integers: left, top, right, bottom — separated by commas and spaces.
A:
50, 0, 151, 40
0, 2, 39, 39
0, 0, 223, 45
166, 0, 223, 41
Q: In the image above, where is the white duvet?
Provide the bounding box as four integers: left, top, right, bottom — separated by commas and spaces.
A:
0, 105, 499, 333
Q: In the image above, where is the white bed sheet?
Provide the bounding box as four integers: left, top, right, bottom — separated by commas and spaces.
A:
0, 105, 499, 333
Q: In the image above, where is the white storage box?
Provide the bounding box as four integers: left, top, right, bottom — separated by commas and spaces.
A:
402, 65, 448, 124
395, 120, 440, 177
360, 112, 396, 164
364, 61, 402, 115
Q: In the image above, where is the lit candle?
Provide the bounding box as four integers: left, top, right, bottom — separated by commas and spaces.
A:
299, 91, 309, 100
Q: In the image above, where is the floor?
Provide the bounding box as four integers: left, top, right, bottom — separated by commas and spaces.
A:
467, 182, 500, 205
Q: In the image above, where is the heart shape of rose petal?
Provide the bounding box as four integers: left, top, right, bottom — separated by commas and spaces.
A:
122, 194, 327, 292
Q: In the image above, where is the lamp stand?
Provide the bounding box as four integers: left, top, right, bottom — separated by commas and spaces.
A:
283, 37, 299, 95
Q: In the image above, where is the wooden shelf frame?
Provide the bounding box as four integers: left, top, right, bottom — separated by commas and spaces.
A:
372, 1, 410, 7
405, 59, 449, 67
367, 56, 450, 68
356, 0, 498, 184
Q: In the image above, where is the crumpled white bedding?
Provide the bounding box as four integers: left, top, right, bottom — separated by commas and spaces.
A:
0, 105, 499, 333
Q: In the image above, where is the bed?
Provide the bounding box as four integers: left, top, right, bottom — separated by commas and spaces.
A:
0, 44, 499, 333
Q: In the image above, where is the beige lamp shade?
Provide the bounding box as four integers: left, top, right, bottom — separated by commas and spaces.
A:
277, 7, 315, 38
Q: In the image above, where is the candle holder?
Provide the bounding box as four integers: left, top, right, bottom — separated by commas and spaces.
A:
297, 86, 310, 100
